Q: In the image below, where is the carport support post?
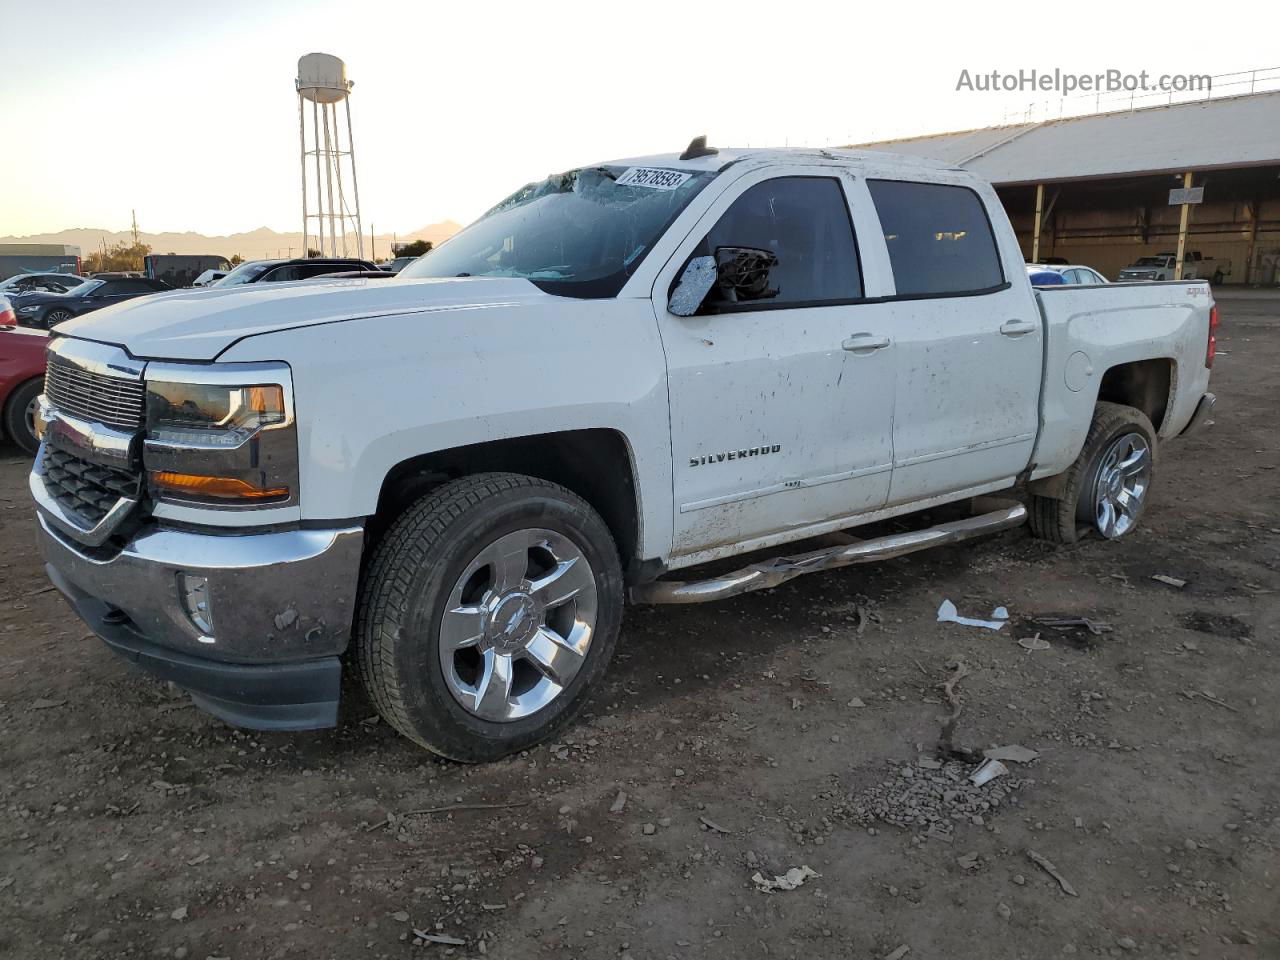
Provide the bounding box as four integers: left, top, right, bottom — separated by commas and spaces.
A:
1174, 171, 1193, 281
1031, 183, 1045, 262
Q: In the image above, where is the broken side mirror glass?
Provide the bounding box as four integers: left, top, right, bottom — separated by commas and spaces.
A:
668, 255, 717, 317
714, 246, 779, 302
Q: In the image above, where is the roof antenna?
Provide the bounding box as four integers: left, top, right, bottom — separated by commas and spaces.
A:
679, 135, 718, 161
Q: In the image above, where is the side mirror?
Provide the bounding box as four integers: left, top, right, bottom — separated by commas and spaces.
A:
668, 256, 717, 317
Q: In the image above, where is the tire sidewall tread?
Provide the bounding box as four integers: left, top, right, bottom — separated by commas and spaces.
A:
1029, 402, 1158, 544
354, 472, 623, 762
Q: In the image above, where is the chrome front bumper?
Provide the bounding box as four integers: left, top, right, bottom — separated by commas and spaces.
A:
37, 514, 364, 663
37, 513, 364, 729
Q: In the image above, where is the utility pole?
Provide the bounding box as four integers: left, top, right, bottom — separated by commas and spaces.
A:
130, 209, 139, 246
370, 222, 375, 262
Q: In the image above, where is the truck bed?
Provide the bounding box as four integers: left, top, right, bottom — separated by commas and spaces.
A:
1030, 280, 1214, 480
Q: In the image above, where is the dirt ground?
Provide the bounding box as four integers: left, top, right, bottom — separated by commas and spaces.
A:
2, 291, 1277, 960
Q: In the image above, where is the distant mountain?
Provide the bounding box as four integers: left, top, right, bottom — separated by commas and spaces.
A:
0, 222, 462, 262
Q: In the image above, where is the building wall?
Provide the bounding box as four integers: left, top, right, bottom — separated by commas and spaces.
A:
1000, 174, 1280, 283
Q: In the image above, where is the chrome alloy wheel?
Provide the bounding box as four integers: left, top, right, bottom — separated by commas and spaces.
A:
24, 393, 39, 440
438, 528, 597, 722
1092, 432, 1152, 538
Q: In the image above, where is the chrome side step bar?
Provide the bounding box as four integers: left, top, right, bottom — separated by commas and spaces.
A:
632, 498, 1027, 605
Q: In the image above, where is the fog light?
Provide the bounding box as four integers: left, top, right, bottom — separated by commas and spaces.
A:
179, 573, 214, 638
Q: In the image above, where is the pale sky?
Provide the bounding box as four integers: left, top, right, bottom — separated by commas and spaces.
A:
1, 0, 1273, 237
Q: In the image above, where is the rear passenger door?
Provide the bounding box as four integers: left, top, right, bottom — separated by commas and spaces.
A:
865, 178, 1042, 505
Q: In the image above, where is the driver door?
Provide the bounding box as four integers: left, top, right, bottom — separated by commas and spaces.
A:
652, 168, 897, 562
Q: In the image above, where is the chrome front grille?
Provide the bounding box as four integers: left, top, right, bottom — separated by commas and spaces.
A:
40, 445, 142, 527
44, 359, 146, 430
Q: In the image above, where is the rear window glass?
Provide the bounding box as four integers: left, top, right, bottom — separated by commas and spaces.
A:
867, 180, 1004, 296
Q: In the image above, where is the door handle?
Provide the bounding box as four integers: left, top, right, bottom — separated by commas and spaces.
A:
999, 319, 1037, 337
842, 333, 892, 353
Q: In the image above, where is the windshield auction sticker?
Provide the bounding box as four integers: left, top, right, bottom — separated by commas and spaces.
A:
615, 167, 693, 190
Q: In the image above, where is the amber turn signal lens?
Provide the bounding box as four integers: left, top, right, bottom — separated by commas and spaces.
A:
150, 472, 288, 501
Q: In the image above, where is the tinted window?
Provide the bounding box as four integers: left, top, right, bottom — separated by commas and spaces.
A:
867, 180, 1004, 296
261, 266, 300, 283
115, 280, 157, 294
694, 177, 862, 311
95, 281, 124, 296
299, 263, 345, 279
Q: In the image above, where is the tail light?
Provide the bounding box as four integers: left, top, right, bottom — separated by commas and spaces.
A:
0, 304, 14, 326
1206, 304, 1219, 368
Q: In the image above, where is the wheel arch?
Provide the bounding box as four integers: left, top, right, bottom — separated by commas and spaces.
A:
369, 428, 643, 576
1095, 357, 1173, 434
1, 374, 44, 437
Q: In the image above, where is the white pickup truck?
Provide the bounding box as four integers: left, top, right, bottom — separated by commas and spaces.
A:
1117, 251, 1229, 284
31, 141, 1218, 761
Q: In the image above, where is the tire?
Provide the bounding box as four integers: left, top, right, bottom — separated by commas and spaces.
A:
354, 472, 624, 762
1028, 402, 1157, 544
1212, 270, 1224, 286
43, 308, 73, 327
3, 378, 43, 456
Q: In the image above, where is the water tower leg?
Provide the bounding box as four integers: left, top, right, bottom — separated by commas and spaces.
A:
345, 96, 364, 259
312, 99, 325, 256
298, 92, 309, 259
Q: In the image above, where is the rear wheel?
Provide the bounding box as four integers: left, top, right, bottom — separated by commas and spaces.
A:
354, 472, 623, 762
3, 378, 42, 455
43, 308, 73, 327
1029, 402, 1157, 544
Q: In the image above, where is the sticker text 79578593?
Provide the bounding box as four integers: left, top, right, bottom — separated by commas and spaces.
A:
615, 167, 693, 191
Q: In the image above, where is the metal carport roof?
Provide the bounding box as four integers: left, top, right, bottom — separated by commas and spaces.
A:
852, 90, 1280, 185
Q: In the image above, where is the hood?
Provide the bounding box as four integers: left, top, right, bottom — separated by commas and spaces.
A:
52, 276, 551, 361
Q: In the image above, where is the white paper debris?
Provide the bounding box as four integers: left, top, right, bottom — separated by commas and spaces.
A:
751, 865, 820, 893
1152, 574, 1187, 588
937, 599, 1009, 631
968, 758, 1009, 786
984, 744, 1040, 764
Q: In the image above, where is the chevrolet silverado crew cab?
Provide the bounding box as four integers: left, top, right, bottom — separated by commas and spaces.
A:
30, 141, 1218, 761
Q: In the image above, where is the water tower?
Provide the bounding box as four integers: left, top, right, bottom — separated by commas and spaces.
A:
296, 53, 364, 259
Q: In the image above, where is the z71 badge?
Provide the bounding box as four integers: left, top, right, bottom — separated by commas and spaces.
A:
690, 444, 781, 467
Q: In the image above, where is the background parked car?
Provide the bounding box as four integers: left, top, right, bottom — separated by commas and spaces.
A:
213, 257, 378, 287
0, 273, 88, 296
11, 276, 171, 328
1117, 251, 1228, 283
0, 311, 48, 454
144, 254, 231, 288
1026, 263, 1109, 285
381, 256, 419, 274
1027, 268, 1066, 286
192, 268, 228, 286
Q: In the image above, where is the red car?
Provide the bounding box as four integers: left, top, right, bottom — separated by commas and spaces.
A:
1, 298, 48, 454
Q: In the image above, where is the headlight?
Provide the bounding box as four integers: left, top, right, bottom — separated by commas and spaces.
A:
16, 305, 39, 315
143, 362, 298, 508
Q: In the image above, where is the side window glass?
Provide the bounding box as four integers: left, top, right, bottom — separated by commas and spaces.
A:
263, 266, 299, 283
867, 180, 1005, 296
694, 177, 862, 312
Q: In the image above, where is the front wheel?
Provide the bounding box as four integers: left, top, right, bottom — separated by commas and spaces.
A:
43, 308, 73, 327
1029, 402, 1157, 544
354, 472, 623, 762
